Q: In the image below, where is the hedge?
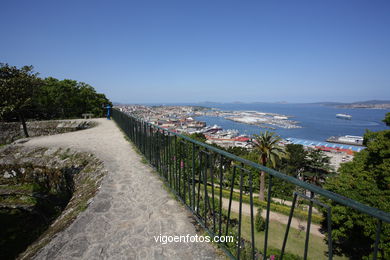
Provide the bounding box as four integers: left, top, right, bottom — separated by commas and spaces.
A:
206, 186, 323, 224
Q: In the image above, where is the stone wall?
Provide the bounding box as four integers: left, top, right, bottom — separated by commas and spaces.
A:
0, 146, 106, 259
0, 120, 96, 144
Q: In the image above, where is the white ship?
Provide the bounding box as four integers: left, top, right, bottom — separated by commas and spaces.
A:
201, 124, 222, 134
336, 113, 352, 120
327, 135, 364, 146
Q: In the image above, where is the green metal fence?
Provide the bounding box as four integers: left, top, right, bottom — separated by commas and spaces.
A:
112, 108, 390, 260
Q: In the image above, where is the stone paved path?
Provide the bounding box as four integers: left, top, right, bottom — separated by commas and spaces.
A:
22, 119, 222, 260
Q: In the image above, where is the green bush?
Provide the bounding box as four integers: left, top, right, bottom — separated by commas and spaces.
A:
207, 185, 323, 224
266, 247, 303, 260
255, 207, 266, 232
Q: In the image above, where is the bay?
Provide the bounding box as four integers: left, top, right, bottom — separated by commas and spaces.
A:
192, 103, 389, 141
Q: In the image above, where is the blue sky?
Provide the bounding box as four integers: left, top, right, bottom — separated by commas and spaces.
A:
1, 0, 390, 103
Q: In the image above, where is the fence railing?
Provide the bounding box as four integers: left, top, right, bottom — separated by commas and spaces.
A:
112, 108, 390, 260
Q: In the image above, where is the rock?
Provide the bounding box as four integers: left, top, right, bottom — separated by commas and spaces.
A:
3, 171, 13, 178
14, 138, 30, 144
0, 146, 105, 259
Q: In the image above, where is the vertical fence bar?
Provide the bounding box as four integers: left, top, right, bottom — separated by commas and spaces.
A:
225, 166, 237, 238
173, 135, 177, 191
164, 131, 167, 178
185, 142, 191, 207
168, 134, 172, 187
156, 130, 160, 172
164, 132, 168, 180
204, 152, 209, 228
327, 207, 333, 260
303, 191, 314, 260
179, 141, 183, 200
373, 220, 382, 260
153, 128, 157, 167
210, 154, 216, 234
132, 118, 135, 141
219, 154, 223, 238
136, 121, 139, 148
140, 122, 142, 150
263, 175, 273, 260
197, 151, 202, 216
248, 170, 255, 260
149, 126, 152, 163
192, 143, 196, 210
281, 193, 298, 259
166, 132, 169, 180
160, 130, 163, 175
183, 142, 187, 205
237, 169, 244, 260
143, 123, 146, 155
160, 131, 164, 177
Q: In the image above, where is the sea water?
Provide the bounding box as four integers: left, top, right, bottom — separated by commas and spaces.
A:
192, 103, 389, 141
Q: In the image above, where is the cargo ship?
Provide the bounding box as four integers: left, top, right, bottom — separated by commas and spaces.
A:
336, 113, 352, 120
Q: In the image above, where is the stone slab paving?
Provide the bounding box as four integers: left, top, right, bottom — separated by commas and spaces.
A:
22, 119, 223, 260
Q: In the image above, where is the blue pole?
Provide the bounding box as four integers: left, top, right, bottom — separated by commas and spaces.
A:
105, 105, 111, 120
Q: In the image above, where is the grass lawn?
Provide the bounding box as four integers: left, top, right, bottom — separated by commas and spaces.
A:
230, 211, 346, 260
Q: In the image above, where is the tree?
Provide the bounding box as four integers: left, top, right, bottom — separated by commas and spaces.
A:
323, 129, 390, 259
383, 112, 390, 126
1, 63, 111, 132
252, 131, 287, 201
188, 133, 207, 143
280, 144, 308, 177
35, 77, 111, 119
0, 63, 41, 137
226, 146, 249, 157
24, 76, 111, 120
302, 149, 332, 186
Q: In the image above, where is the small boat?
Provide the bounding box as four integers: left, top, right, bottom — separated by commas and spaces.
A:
336, 113, 352, 120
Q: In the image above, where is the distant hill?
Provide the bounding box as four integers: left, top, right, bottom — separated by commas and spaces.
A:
198, 101, 222, 105
350, 100, 390, 105
116, 100, 390, 108
310, 101, 344, 106
314, 100, 390, 109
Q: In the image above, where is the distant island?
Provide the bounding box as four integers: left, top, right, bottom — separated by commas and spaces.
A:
314, 100, 390, 109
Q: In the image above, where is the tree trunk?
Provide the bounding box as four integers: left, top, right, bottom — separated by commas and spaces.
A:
259, 155, 267, 201
259, 171, 265, 201
18, 112, 29, 137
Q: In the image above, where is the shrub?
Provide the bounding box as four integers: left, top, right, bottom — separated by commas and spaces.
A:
207, 185, 323, 224
255, 207, 266, 232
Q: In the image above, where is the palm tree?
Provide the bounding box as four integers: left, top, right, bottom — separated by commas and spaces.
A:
252, 131, 287, 201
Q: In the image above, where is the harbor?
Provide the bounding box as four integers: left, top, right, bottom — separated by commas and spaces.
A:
113, 104, 390, 170
116, 104, 372, 154
203, 109, 302, 129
